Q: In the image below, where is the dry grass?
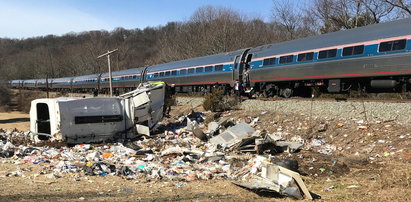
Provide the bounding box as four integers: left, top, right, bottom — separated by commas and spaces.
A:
307, 161, 411, 201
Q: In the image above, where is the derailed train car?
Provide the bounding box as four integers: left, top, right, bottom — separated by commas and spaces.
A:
12, 18, 411, 97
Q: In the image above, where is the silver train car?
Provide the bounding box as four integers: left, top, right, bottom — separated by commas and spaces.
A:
11, 18, 411, 97
100, 67, 144, 93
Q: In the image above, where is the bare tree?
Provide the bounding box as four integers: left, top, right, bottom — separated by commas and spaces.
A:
272, 1, 304, 40
361, 0, 395, 22
384, 0, 411, 16
308, 0, 384, 33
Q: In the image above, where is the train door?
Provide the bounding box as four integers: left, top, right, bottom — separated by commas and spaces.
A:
243, 53, 253, 89
233, 55, 241, 81
232, 49, 250, 85
36, 103, 51, 140
140, 66, 150, 84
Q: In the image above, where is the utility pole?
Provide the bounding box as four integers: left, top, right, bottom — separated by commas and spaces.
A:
97, 49, 118, 97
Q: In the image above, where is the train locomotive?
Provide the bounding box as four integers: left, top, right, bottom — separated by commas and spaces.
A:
10, 18, 411, 97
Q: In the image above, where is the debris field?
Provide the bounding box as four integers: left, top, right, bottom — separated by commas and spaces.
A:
1, 99, 411, 201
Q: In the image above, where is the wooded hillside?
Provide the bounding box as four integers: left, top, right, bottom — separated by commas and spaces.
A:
0, 0, 410, 81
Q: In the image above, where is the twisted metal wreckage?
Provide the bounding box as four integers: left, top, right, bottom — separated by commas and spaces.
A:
29, 81, 166, 144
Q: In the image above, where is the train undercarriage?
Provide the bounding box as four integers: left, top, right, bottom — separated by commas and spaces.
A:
250, 76, 411, 98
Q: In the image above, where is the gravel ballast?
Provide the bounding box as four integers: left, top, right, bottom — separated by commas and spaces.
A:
176, 97, 411, 125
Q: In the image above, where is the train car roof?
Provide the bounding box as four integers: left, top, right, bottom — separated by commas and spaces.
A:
24, 79, 37, 83
250, 18, 411, 58
147, 49, 247, 72
36, 79, 47, 83
100, 67, 144, 77
72, 73, 100, 81
52, 77, 74, 82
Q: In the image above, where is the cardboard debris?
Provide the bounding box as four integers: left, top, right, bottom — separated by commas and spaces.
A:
209, 122, 255, 147
234, 164, 312, 200
207, 121, 220, 134
274, 141, 303, 153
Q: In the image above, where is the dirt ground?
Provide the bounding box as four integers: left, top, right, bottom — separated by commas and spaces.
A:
1, 99, 411, 201
0, 112, 30, 131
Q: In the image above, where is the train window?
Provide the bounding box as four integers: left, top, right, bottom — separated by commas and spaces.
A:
353, 45, 365, 55
154, 73, 159, 78
279, 55, 294, 64
205, 66, 213, 72
297, 52, 314, 61
215, 65, 223, 71
263, 57, 276, 66
133, 75, 137, 79
379, 39, 406, 52
188, 68, 195, 74
180, 69, 187, 75
393, 40, 406, 50
318, 49, 337, 59
165, 71, 171, 76
159, 72, 165, 77
171, 70, 177, 75
342, 45, 364, 56
196, 67, 203, 73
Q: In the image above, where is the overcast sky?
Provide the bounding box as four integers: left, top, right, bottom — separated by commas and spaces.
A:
0, 0, 298, 39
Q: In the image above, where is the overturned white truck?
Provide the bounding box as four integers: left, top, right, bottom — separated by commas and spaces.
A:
30, 82, 166, 144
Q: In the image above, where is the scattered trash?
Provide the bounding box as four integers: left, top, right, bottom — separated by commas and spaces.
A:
0, 107, 329, 200
346, 185, 360, 189
325, 185, 335, 191
358, 125, 369, 130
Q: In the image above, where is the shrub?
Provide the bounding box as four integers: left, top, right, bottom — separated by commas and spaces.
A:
203, 87, 234, 112
0, 81, 11, 111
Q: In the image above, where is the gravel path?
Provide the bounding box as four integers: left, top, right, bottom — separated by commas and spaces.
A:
176, 96, 411, 125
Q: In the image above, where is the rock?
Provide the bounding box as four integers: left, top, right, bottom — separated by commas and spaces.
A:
317, 122, 327, 132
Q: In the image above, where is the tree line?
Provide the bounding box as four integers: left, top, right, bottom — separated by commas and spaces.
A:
0, 0, 410, 81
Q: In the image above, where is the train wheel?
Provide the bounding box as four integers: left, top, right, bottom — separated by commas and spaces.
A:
281, 88, 293, 98
262, 89, 274, 98
311, 87, 321, 98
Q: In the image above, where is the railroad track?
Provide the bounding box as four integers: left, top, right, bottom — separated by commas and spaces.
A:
176, 93, 411, 104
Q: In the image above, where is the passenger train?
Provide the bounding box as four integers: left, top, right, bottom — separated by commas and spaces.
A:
10, 18, 411, 97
